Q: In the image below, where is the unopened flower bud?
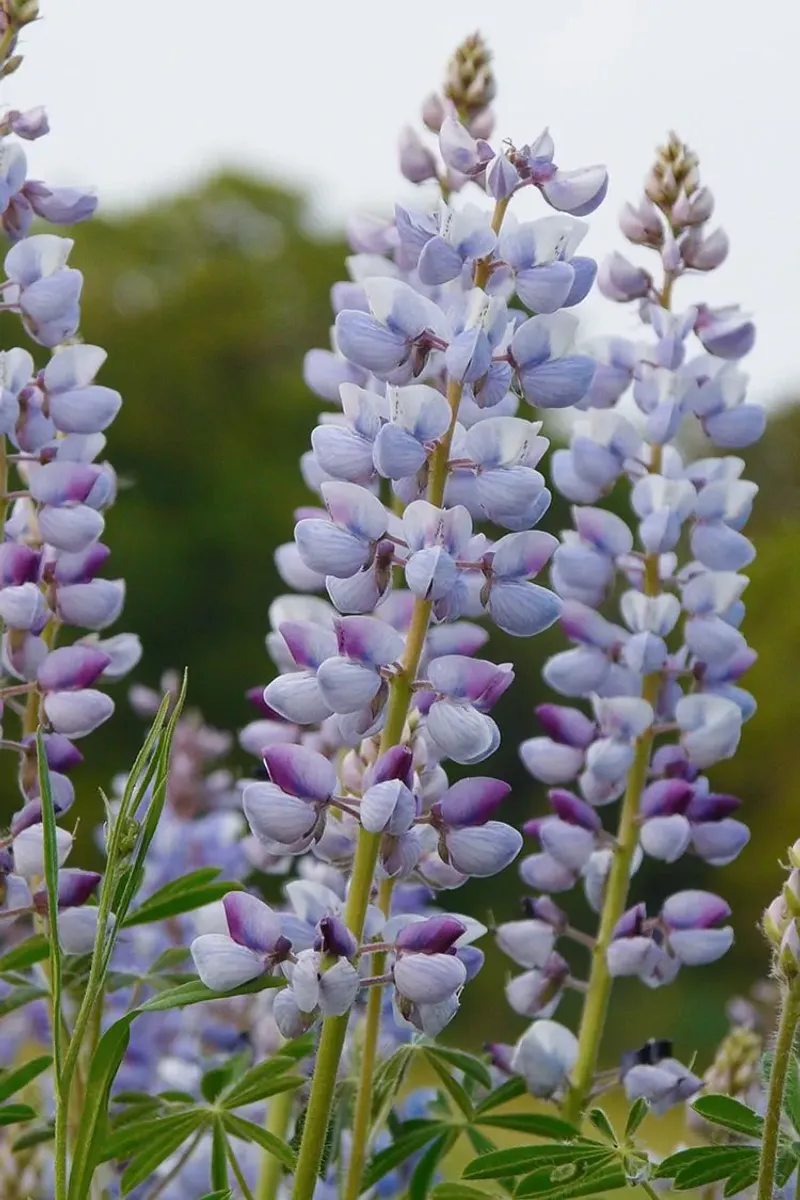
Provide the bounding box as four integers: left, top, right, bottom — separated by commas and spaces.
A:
764, 895, 789, 945
784, 870, 800, 917
398, 126, 438, 185
1, 54, 23, 77
421, 91, 445, 132
779, 920, 800, 980
788, 839, 800, 869
443, 32, 495, 124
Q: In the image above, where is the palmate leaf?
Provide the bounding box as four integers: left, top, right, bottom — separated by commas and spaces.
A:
463, 1141, 605, 1181
100, 1109, 195, 1162
371, 1044, 416, 1129
690, 1093, 764, 1138
656, 1145, 760, 1192
624, 1097, 650, 1140
120, 1112, 207, 1195
221, 1055, 304, 1108
514, 1154, 627, 1199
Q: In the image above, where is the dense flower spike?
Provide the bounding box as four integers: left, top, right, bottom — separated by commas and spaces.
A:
502, 129, 762, 1122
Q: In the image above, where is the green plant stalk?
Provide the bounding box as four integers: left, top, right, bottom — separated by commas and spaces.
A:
290, 194, 513, 1199
756, 984, 800, 1200
343, 878, 395, 1200
256, 1088, 294, 1200
562, 443, 664, 1126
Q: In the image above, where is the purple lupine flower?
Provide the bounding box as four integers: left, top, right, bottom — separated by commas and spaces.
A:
511, 1019, 578, 1098
509, 312, 596, 409
422, 655, 513, 764
191, 891, 291, 991
243, 744, 336, 853
622, 1056, 702, 1115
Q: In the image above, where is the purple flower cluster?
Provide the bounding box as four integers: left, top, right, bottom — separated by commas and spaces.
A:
197, 71, 613, 1051
493, 132, 762, 1111
0, 2, 139, 997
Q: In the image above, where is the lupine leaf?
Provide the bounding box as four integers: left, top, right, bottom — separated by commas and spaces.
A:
0, 1104, 36, 1126
0, 1056, 52, 1104
654, 1145, 735, 1178
672, 1147, 758, 1190
425, 1050, 473, 1119
423, 1045, 493, 1090
202, 1064, 240, 1104
221, 1111, 297, 1171
723, 1160, 761, 1197
0, 935, 49, 973
67, 1017, 135, 1199
11, 1122, 54, 1150
624, 1098, 650, 1140
100, 1109, 195, 1162
0, 986, 48, 1017
119, 1113, 206, 1195
221, 1056, 303, 1109
514, 1155, 627, 1199
463, 1143, 607, 1180
477, 1112, 579, 1139
777, 1149, 798, 1185
123, 880, 241, 928
431, 1186, 500, 1200
36, 733, 64, 1077
473, 1076, 527, 1114
690, 1094, 764, 1138
198, 1193, 232, 1200
587, 1107, 617, 1143
362, 1121, 448, 1190
409, 1129, 459, 1200
137, 972, 282, 1012
371, 1044, 416, 1130
210, 1118, 229, 1191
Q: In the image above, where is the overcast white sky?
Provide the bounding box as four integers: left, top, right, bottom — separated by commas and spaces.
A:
6, 1, 799, 402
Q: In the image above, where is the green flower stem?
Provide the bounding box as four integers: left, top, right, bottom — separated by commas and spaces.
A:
562, 445, 664, 1126
343, 878, 395, 1200
290, 192, 513, 1200
756, 984, 800, 1200
257, 1088, 294, 1200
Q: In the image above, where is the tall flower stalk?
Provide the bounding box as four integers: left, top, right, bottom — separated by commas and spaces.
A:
496, 131, 763, 1121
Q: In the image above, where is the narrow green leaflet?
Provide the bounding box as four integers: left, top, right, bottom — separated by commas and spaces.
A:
100, 1109, 194, 1162
587, 1108, 617, 1143
12, 1122, 54, 1151
221, 1056, 304, 1109
119, 1113, 206, 1195
0, 1104, 36, 1126
409, 1129, 459, 1200
463, 1142, 606, 1180
690, 1094, 764, 1138
623, 1097, 649, 1140
0, 986, 48, 1016
221, 1112, 297, 1171
476, 1112, 579, 1140
36, 732, 64, 1076
425, 1050, 473, 1119
0, 1055, 52, 1104
198, 1193, 233, 1200
723, 1159, 760, 1197
123, 879, 242, 928
431, 1186, 502, 1200
138, 973, 283, 1013
473, 1075, 527, 1114
0, 934, 49, 973
362, 1121, 449, 1190
210, 1118, 229, 1192
371, 1044, 416, 1129
423, 1045, 493, 1090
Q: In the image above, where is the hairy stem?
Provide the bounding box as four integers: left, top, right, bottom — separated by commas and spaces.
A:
344, 878, 394, 1200
291, 193, 511, 1200
756, 984, 800, 1200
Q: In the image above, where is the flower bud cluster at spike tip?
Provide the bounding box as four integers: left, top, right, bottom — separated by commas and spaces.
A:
499, 133, 763, 1106
762, 840, 800, 983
